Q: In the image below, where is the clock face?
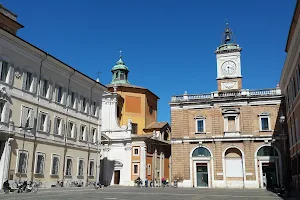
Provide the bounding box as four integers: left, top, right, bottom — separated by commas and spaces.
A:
221, 60, 237, 75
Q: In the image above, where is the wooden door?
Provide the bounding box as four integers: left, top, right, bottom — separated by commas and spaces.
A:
114, 170, 120, 184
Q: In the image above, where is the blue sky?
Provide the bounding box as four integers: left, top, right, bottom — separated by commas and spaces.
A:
2, 0, 295, 123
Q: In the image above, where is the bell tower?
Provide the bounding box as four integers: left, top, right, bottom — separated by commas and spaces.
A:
215, 23, 242, 92
111, 51, 130, 85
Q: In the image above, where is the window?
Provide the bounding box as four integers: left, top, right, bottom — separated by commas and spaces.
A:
38, 112, 49, 132
70, 92, 75, 107
0, 60, 9, 82
57, 86, 63, 103
133, 147, 139, 156
54, 117, 64, 135
92, 101, 96, 116
80, 125, 86, 141
35, 153, 45, 175
82, 97, 86, 112
51, 155, 60, 175
91, 128, 97, 143
147, 164, 151, 176
78, 158, 84, 176
120, 72, 125, 80
149, 106, 153, 115
132, 123, 138, 134
65, 157, 73, 176
25, 72, 33, 91
21, 106, 34, 129
133, 164, 139, 175
196, 119, 205, 133
259, 115, 270, 131
0, 100, 9, 123
89, 160, 95, 176
67, 121, 76, 138
17, 150, 28, 174
40, 79, 49, 98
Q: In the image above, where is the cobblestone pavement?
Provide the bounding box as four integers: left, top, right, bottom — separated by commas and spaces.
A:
1, 187, 285, 200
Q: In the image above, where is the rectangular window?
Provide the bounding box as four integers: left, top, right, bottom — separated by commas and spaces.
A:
65, 157, 73, 176
0, 61, 9, 82
133, 164, 139, 175
40, 79, 49, 97
51, 155, 60, 175
92, 101, 96, 116
70, 92, 75, 107
133, 147, 139, 156
89, 160, 95, 176
57, 86, 63, 103
196, 119, 205, 133
35, 153, 45, 175
132, 123, 138, 134
67, 121, 75, 138
21, 106, 33, 129
80, 125, 86, 141
78, 159, 84, 176
92, 128, 97, 143
38, 112, 47, 132
260, 117, 270, 131
54, 117, 62, 135
25, 72, 33, 91
147, 164, 151, 176
17, 150, 28, 174
82, 97, 86, 112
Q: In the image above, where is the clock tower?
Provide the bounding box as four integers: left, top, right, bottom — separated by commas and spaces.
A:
215, 23, 242, 92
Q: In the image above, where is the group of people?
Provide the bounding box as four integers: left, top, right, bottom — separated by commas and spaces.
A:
135, 177, 169, 188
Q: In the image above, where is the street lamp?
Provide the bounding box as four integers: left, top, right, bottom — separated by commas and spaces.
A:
279, 113, 288, 193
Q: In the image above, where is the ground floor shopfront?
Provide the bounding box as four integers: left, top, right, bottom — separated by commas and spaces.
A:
171, 138, 283, 189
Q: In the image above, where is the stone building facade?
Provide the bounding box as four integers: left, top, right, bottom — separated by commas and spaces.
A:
170, 24, 284, 188
0, 5, 106, 189
280, 0, 300, 191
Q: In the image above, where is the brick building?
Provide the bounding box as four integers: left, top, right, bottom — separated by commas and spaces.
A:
170, 24, 284, 188
280, 0, 300, 191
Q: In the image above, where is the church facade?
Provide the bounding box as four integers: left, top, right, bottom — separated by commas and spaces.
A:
170, 24, 284, 189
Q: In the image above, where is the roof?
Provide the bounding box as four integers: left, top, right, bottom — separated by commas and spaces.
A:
144, 122, 169, 130
111, 57, 129, 71
106, 83, 159, 99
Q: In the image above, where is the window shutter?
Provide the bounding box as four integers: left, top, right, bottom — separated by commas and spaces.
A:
67, 93, 71, 107
91, 102, 95, 116
37, 112, 41, 131
48, 82, 53, 100
54, 118, 58, 134
62, 119, 65, 136
85, 127, 89, 141
46, 115, 50, 133
31, 76, 38, 94
55, 86, 58, 102
39, 80, 44, 96
29, 109, 35, 128
21, 107, 27, 127
74, 124, 77, 140
0, 61, 3, 79
86, 98, 90, 115
62, 88, 67, 105
95, 105, 99, 118
22, 72, 27, 90
8, 64, 14, 85
78, 96, 82, 112
1, 102, 10, 123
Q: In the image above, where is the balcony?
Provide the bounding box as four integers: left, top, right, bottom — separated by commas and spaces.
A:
171, 87, 281, 103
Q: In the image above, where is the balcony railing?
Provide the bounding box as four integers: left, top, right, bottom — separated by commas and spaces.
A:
171, 87, 281, 102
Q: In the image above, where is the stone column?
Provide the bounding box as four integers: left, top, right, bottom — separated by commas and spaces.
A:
0, 138, 13, 190
140, 145, 146, 181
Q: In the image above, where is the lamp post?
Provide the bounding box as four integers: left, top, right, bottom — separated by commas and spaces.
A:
279, 114, 289, 194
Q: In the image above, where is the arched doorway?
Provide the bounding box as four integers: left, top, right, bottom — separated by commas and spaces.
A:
256, 146, 280, 189
224, 147, 244, 188
191, 146, 212, 187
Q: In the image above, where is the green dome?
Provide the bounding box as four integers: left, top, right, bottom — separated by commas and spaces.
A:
111, 58, 129, 72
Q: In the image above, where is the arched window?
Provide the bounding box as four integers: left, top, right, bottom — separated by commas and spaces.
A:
192, 147, 211, 157
257, 146, 278, 157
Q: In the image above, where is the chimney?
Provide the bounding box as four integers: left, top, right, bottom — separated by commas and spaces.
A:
0, 4, 24, 35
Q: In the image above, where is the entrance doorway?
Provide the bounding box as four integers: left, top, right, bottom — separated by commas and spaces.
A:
196, 163, 208, 187
262, 162, 277, 189
114, 170, 120, 184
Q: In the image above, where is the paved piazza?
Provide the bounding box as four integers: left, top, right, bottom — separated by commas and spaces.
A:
1, 187, 285, 200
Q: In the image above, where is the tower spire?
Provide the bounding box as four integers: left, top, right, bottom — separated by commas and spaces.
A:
221, 21, 235, 45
